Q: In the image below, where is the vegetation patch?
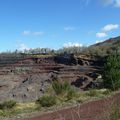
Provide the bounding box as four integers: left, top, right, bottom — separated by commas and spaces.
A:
103, 53, 120, 90
109, 105, 120, 120
0, 100, 16, 110
36, 95, 56, 107
52, 81, 71, 95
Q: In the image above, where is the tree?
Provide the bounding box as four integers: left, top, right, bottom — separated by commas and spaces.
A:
103, 53, 120, 90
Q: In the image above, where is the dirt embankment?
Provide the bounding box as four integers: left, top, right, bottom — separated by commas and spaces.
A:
0, 55, 102, 102
20, 92, 120, 120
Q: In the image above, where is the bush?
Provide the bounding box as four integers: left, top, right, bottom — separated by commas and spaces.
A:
66, 89, 76, 100
0, 100, 16, 110
102, 89, 111, 95
52, 81, 71, 95
62, 81, 71, 91
86, 89, 99, 97
36, 96, 56, 107
103, 54, 120, 90
52, 81, 63, 95
52, 81, 78, 101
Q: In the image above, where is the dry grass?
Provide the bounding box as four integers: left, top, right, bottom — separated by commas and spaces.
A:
0, 89, 116, 119
15, 102, 36, 110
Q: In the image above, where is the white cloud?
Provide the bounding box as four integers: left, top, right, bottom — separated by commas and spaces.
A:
100, 0, 120, 7
63, 42, 83, 48
100, 0, 114, 6
32, 31, 44, 36
22, 30, 44, 36
102, 24, 119, 32
88, 30, 95, 35
81, 0, 91, 6
16, 41, 29, 51
114, 0, 120, 7
96, 23, 119, 38
18, 43, 29, 51
64, 27, 75, 31
22, 30, 31, 35
96, 32, 107, 38
95, 40, 103, 43
84, 0, 90, 6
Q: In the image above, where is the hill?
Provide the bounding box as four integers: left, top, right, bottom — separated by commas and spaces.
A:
93, 36, 120, 48
84, 36, 120, 56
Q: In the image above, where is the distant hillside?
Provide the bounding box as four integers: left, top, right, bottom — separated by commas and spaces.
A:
93, 36, 120, 48
84, 36, 120, 56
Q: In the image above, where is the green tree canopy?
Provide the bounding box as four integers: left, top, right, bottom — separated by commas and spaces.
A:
103, 53, 120, 90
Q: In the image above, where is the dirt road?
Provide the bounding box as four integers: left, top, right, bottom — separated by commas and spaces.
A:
18, 92, 120, 120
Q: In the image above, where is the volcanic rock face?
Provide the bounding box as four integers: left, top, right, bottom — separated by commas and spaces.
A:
8, 73, 56, 102
0, 55, 101, 102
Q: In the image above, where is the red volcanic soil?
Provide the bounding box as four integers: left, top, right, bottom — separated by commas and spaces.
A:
0, 55, 101, 102
17, 92, 120, 120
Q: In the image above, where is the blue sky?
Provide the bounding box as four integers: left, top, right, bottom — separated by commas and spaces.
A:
0, 0, 120, 51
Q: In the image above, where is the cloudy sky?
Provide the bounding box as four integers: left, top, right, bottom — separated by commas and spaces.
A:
0, 0, 120, 51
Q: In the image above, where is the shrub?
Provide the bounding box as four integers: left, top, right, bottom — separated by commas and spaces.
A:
36, 96, 56, 107
66, 89, 76, 100
52, 81, 78, 101
52, 81, 63, 95
52, 81, 71, 95
86, 89, 99, 97
62, 81, 71, 91
102, 89, 111, 95
103, 54, 120, 90
0, 100, 16, 110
